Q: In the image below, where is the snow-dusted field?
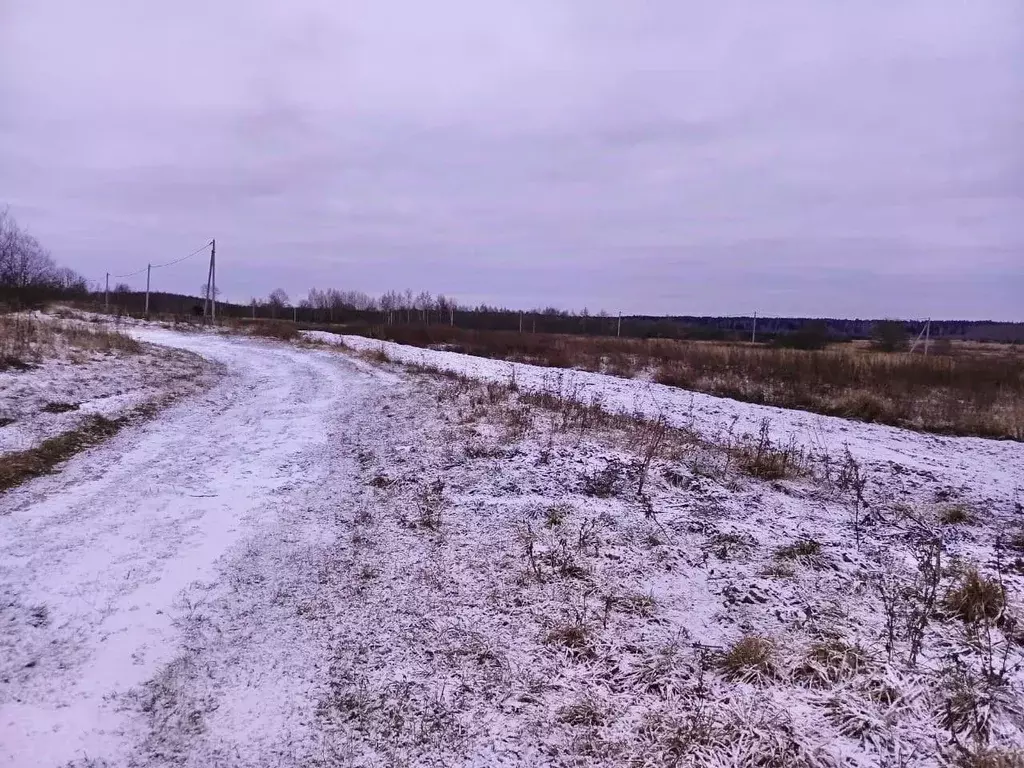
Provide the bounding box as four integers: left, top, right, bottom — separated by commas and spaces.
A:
309, 332, 1024, 507
1, 324, 1022, 767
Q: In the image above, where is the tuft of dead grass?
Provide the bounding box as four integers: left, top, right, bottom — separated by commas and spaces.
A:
719, 634, 777, 683
940, 502, 977, 525
774, 538, 823, 563
794, 639, 869, 687
945, 568, 1006, 623
733, 419, 806, 480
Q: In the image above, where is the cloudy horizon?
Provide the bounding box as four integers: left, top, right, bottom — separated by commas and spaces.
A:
2, 1, 1022, 320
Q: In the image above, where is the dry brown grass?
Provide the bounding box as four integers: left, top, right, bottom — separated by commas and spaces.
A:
719, 635, 777, 682
0, 415, 126, 491
945, 568, 1006, 623
226, 318, 300, 340
0, 315, 141, 368
940, 503, 978, 525
958, 749, 1024, 768
795, 639, 869, 687
352, 326, 1024, 439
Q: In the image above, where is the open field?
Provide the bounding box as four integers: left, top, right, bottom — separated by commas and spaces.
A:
2, 318, 1022, 767
343, 326, 1024, 441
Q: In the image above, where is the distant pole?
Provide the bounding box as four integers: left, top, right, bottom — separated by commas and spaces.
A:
924, 318, 931, 356
617, 313, 622, 338
145, 264, 151, 317
104, 272, 109, 312
519, 311, 523, 334
252, 299, 256, 319
210, 239, 217, 323
450, 306, 454, 327
203, 245, 213, 322
752, 312, 757, 344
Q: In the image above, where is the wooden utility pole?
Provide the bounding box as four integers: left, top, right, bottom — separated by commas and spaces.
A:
210, 239, 217, 323
924, 318, 931, 356
203, 246, 213, 321
751, 312, 758, 344
617, 313, 622, 338
104, 273, 109, 312
145, 264, 151, 317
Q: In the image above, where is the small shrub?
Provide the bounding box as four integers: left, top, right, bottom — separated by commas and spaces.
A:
945, 568, 1005, 623
719, 634, 776, 682
544, 503, 572, 528
734, 419, 804, 480
872, 320, 909, 352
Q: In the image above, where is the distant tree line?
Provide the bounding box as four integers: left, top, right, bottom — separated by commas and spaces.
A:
1, 205, 1020, 343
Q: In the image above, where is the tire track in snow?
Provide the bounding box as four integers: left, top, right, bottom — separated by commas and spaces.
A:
0, 330, 383, 767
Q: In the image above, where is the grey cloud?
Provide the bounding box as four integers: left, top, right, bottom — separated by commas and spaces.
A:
1, 0, 1022, 318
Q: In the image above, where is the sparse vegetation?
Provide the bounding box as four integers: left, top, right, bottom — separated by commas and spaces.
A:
229, 318, 299, 340
348, 325, 1024, 439
733, 418, 805, 479
0, 314, 141, 368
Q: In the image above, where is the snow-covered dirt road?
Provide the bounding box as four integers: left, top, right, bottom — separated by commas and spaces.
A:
1, 330, 390, 767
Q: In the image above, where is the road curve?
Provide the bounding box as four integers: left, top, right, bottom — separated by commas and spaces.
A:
0, 330, 387, 767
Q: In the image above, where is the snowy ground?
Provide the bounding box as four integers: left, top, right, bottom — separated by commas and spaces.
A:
0, 336, 208, 456
309, 332, 1024, 509
1, 326, 1022, 767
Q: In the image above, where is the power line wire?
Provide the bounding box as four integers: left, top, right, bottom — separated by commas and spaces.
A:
151, 240, 213, 270
110, 268, 148, 280
102, 240, 212, 284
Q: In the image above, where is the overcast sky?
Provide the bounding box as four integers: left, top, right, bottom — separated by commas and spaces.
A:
2, 1, 1022, 319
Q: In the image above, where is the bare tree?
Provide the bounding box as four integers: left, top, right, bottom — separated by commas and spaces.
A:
268, 288, 289, 318
0, 208, 67, 289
